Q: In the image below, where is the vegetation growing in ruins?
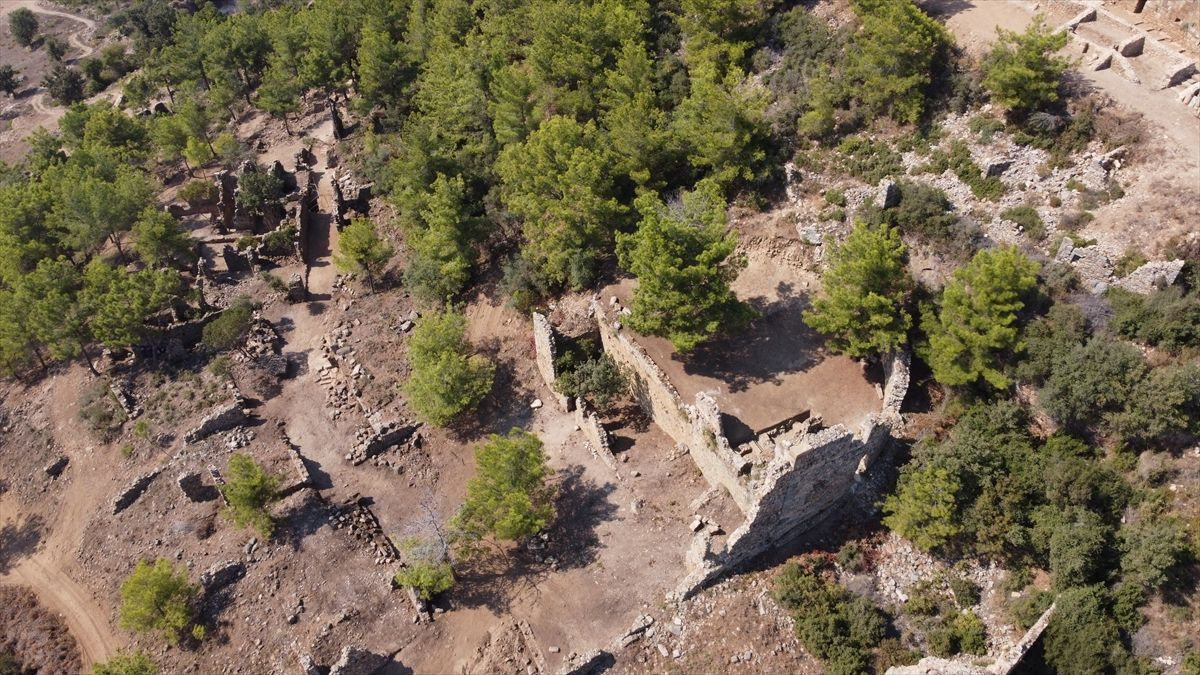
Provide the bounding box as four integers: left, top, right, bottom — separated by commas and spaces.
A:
405, 309, 495, 426
616, 180, 753, 352
201, 296, 256, 353
219, 453, 282, 538
393, 537, 456, 601
452, 428, 555, 553
804, 222, 912, 359
334, 217, 394, 287
119, 559, 197, 645
773, 557, 891, 674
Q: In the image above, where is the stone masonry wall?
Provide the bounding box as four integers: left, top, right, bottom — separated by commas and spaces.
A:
576, 402, 619, 478
594, 304, 750, 510
531, 312, 570, 410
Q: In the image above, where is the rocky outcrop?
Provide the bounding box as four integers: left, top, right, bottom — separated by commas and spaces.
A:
199, 560, 245, 592
329, 646, 388, 675
1116, 259, 1186, 294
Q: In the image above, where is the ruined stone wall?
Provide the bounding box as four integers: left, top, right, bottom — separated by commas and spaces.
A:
576, 402, 619, 477
594, 304, 749, 510
531, 312, 570, 410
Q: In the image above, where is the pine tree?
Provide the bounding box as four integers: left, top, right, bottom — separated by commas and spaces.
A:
668, 63, 768, 189
601, 40, 671, 185
132, 207, 195, 266
804, 222, 912, 358
616, 179, 751, 352
334, 217, 394, 286
0, 64, 22, 96
404, 309, 494, 426
119, 559, 196, 644
925, 246, 1039, 389
80, 261, 183, 349
219, 453, 281, 538
844, 0, 950, 124
256, 61, 301, 133
404, 174, 476, 303
451, 428, 555, 551
355, 26, 408, 111
496, 116, 625, 290
981, 16, 1070, 113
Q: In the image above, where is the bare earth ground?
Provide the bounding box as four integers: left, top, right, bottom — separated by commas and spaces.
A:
0, 2, 1197, 673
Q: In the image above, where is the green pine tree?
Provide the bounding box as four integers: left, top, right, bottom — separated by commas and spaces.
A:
804, 222, 912, 358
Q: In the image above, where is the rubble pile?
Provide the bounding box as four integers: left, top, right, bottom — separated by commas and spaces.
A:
327, 497, 399, 565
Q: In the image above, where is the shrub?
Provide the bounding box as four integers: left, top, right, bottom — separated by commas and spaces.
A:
554, 353, 626, 411
947, 141, 1005, 200
950, 576, 980, 607
904, 580, 942, 616
824, 188, 847, 207
836, 541, 867, 573
1119, 515, 1191, 591
178, 179, 217, 205
1058, 209, 1093, 231
236, 169, 284, 215
79, 380, 128, 440
1043, 586, 1129, 675
0, 64, 21, 96
219, 453, 281, 538
9, 8, 38, 47
92, 650, 158, 675
119, 559, 196, 644
860, 180, 970, 255
43, 64, 85, 105
393, 537, 455, 601
1108, 285, 1200, 353
405, 309, 495, 426
1049, 510, 1111, 590
968, 116, 1005, 143
208, 354, 233, 379
835, 135, 904, 184
873, 638, 920, 672
1040, 336, 1145, 431
1000, 205, 1045, 240
772, 562, 889, 670
1009, 590, 1053, 629
260, 226, 296, 256
202, 296, 255, 352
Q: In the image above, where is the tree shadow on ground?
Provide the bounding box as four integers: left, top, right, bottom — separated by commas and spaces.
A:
677, 294, 821, 393
0, 515, 45, 574
447, 465, 618, 614
276, 491, 331, 553
448, 335, 534, 443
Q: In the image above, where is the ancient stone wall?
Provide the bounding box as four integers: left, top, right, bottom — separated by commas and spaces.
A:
594, 304, 749, 509
575, 402, 618, 477
531, 312, 570, 410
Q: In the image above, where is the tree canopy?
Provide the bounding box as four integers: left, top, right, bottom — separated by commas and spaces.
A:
981, 16, 1070, 113
617, 180, 752, 352
119, 558, 196, 644
804, 222, 912, 358
452, 428, 555, 551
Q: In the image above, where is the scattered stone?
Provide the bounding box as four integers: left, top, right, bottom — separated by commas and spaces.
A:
184, 391, 248, 444
328, 646, 388, 675
112, 469, 163, 514
531, 398, 543, 409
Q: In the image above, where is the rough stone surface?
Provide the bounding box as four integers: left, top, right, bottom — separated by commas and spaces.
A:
112, 469, 163, 514
177, 471, 206, 501
184, 392, 247, 444
328, 645, 387, 675
1117, 34, 1145, 57
199, 560, 245, 592
555, 650, 615, 675
877, 178, 900, 209
532, 312, 571, 410
1116, 259, 1186, 294
576, 402, 618, 478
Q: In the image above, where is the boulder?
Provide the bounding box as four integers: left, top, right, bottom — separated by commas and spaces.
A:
981, 156, 1013, 178
328, 646, 388, 675
177, 472, 206, 501
199, 560, 245, 592
44, 456, 69, 477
